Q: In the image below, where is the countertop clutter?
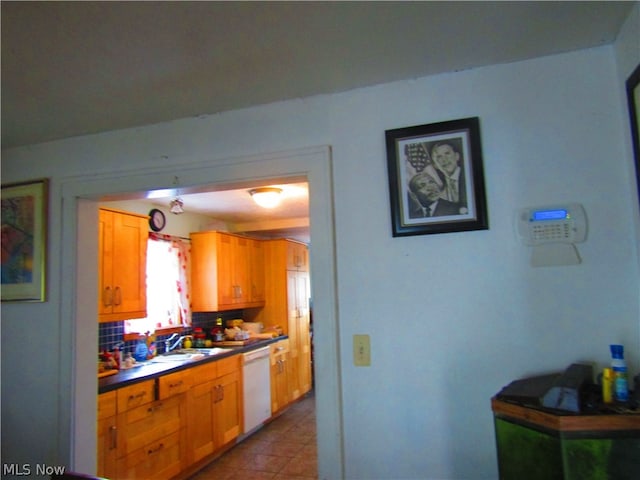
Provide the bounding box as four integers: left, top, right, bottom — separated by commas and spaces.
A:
98, 336, 283, 394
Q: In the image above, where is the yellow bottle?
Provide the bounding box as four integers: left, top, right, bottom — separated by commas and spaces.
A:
184, 336, 192, 349
602, 367, 614, 404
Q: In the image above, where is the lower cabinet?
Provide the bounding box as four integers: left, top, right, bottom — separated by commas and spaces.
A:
213, 356, 242, 447
117, 428, 183, 480
116, 387, 186, 480
97, 355, 242, 480
270, 339, 291, 414
186, 355, 242, 466
188, 362, 218, 464
97, 391, 117, 479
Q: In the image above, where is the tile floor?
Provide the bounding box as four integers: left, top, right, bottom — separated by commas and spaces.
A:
189, 391, 317, 480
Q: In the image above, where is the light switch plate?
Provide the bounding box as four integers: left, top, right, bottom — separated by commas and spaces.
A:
353, 334, 371, 367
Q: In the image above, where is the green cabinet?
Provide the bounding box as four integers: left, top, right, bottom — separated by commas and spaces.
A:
492, 398, 640, 480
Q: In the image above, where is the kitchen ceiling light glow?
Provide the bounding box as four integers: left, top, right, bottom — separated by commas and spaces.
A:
250, 187, 282, 208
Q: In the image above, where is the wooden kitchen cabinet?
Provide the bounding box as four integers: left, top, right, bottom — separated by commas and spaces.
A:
248, 238, 266, 304
97, 391, 117, 479
187, 362, 218, 464
190, 231, 265, 311
286, 240, 309, 271
186, 355, 242, 466
116, 387, 186, 480
213, 355, 243, 448
116, 379, 155, 413
251, 239, 312, 402
97, 354, 244, 479
98, 208, 148, 322
158, 368, 193, 399
270, 338, 291, 413
117, 429, 182, 480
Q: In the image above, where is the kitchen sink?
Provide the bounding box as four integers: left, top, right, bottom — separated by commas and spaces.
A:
150, 352, 204, 362
149, 347, 232, 363
173, 347, 232, 356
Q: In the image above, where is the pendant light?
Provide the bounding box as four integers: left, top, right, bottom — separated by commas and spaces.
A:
170, 176, 184, 214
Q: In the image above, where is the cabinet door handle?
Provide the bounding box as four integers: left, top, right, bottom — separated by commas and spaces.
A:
128, 391, 147, 403
109, 425, 117, 450
103, 286, 112, 307
169, 380, 183, 389
147, 443, 164, 455
113, 286, 122, 306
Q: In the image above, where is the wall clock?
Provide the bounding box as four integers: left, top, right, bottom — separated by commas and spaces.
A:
148, 208, 166, 232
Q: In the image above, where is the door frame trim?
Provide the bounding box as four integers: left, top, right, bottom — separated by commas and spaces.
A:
59, 145, 344, 479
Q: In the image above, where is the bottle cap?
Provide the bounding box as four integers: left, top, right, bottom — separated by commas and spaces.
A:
610, 344, 624, 359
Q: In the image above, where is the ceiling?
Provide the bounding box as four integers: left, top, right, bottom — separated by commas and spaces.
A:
1, 1, 633, 243
142, 181, 311, 243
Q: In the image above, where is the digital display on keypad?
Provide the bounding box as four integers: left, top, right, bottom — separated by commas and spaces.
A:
531, 209, 568, 221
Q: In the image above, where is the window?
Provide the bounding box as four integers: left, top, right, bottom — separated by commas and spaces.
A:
124, 234, 191, 335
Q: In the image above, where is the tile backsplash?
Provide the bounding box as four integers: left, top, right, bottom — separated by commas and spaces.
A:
98, 310, 244, 357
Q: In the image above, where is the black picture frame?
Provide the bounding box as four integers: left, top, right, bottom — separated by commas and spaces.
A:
626, 63, 640, 210
385, 117, 488, 237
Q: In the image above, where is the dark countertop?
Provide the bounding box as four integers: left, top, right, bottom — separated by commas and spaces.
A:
98, 336, 285, 394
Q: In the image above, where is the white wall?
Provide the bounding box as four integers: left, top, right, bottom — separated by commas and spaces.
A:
331, 47, 639, 479
2, 25, 639, 480
615, 2, 640, 284
100, 200, 224, 237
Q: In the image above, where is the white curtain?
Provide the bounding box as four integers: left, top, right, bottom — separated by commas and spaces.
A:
124, 233, 191, 334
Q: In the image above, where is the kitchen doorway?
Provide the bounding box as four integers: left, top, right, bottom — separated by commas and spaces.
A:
62, 146, 343, 479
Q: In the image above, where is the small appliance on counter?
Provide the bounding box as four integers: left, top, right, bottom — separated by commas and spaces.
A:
496, 363, 594, 413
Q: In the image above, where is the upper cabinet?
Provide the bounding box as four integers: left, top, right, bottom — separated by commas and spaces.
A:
98, 208, 148, 323
286, 240, 308, 271
250, 239, 312, 401
190, 231, 265, 312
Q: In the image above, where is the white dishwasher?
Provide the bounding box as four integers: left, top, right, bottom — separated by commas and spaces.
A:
242, 346, 272, 434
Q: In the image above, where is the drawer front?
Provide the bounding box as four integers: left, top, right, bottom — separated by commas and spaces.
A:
98, 391, 117, 419
117, 380, 155, 413
270, 339, 290, 356
158, 369, 192, 399
117, 429, 182, 480
217, 354, 240, 377
190, 361, 217, 385
117, 394, 183, 457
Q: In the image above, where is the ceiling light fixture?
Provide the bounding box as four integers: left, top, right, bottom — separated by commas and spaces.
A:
170, 176, 184, 214
170, 197, 184, 214
250, 187, 282, 208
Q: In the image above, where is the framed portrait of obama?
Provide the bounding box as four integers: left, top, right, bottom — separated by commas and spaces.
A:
385, 117, 489, 237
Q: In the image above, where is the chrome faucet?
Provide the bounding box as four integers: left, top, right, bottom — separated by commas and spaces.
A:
164, 333, 187, 353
